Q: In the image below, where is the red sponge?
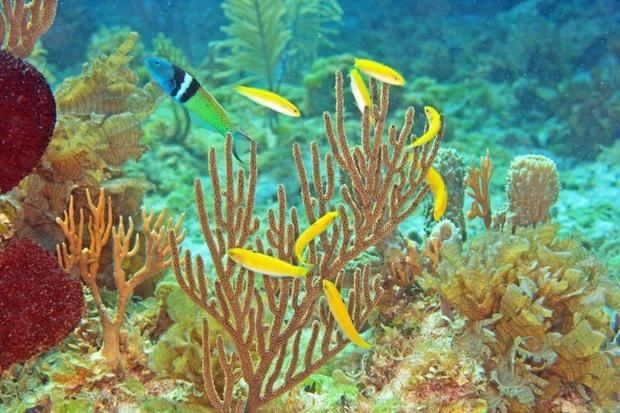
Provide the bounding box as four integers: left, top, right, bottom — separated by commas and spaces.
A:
0, 238, 84, 371
0, 50, 57, 194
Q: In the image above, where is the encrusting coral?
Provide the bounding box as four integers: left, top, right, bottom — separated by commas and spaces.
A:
169, 72, 443, 412
56, 188, 185, 370
0, 237, 84, 371
0, 0, 57, 58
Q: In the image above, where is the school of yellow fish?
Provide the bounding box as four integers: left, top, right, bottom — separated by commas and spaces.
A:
175, 56, 446, 350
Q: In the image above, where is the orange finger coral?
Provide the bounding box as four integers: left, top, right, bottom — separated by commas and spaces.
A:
465, 149, 493, 229
56, 188, 185, 370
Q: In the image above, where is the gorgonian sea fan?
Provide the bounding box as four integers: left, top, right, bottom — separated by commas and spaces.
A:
0, 50, 56, 194
0, 238, 84, 371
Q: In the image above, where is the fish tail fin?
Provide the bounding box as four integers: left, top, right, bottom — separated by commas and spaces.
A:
232, 129, 262, 163
302, 263, 315, 274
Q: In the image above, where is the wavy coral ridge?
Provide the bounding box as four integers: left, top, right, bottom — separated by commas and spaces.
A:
0, 238, 84, 371
0, 50, 56, 194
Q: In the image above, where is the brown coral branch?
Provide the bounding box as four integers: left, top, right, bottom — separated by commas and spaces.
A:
465, 149, 493, 229
171, 72, 443, 412
0, 0, 58, 58
56, 188, 184, 369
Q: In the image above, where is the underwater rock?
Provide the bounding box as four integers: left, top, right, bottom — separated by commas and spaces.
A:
0, 238, 84, 371
0, 50, 56, 194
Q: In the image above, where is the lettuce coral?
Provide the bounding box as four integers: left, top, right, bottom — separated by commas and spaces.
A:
0, 238, 84, 371
0, 50, 56, 194
423, 223, 620, 411
13, 32, 160, 250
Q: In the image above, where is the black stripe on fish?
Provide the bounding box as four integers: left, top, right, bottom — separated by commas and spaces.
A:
178, 76, 200, 103
170, 65, 187, 99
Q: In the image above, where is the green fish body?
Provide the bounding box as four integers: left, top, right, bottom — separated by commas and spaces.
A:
145, 56, 253, 161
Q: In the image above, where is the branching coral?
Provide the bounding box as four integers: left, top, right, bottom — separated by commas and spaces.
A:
169, 72, 443, 412
0, 237, 84, 371
465, 149, 494, 229
0, 0, 57, 58
55, 188, 185, 370
0, 49, 56, 194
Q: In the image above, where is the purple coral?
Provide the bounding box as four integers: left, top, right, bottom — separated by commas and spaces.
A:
0, 50, 56, 194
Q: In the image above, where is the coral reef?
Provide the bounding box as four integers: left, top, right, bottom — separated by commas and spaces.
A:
425, 223, 620, 411
0, 49, 56, 194
0, 0, 57, 58
465, 149, 494, 230
500, 154, 560, 229
56, 188, 184, 370
13, 31, 160, 249
169, 72, 443, 411
418, 148, 620, 411
0, 238, 83, 371
214, 0, 290, 89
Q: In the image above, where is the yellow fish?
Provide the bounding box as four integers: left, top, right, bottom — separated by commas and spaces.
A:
322, 279, 372, 350
354, 57, 405, 86
228, 248, 309, 278
427, 166, 447, 221
349, 68, 373, 118
234, 85, 301, 117
409, 106, 441, 148
294, 211, 338, 267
